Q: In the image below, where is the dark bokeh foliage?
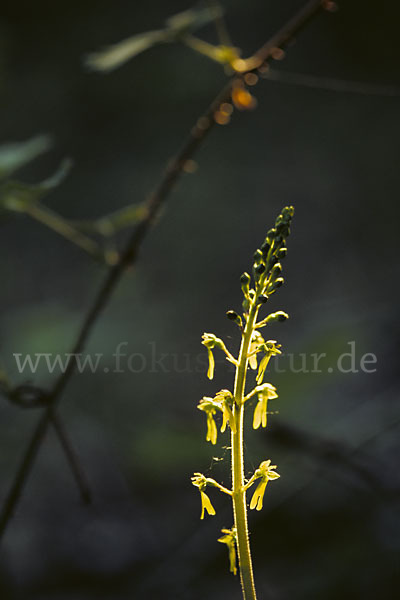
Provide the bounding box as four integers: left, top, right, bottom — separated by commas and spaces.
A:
0, 1, 399, 599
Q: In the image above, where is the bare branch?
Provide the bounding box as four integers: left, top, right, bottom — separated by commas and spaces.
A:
0, 385, 91, 515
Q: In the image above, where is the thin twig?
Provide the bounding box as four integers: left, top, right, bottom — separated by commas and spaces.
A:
0, 0, 328, 539
206, 0, 233, 47
23, 202, 105, 263
50, 413, 92, 504
269, 420, 400, 500
0, 385, 91, 505
265, 69, 400, 97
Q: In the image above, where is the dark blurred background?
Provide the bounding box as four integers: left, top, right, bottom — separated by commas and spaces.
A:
0, 0, 399, 598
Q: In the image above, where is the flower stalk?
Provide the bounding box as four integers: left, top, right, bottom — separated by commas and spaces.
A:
192, 206, 294, 600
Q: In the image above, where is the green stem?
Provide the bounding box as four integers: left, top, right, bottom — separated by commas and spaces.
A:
24, 201, 105, 262
182, 34, 224, 63
231, 301, 259, 600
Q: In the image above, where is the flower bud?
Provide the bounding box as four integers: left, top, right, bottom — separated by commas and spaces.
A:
282, 205, 294, 218
240, 272, 251, 297
266, 228, 276, 240
270, 263, 282, 279
226, 310, 238, 321
276, 247, 287, 259
275, 221, 287, 234
253, 249, 263, 263
265, 311, 289, 323
257, 294, 268, 304
273, 277, 284, 289
266, 277, 284, 294
267, 255, 278, 269
226, 310, 242, 328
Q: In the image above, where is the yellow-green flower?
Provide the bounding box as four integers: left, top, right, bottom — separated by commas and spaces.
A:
201, 333, 223, 379
198, 390, 235, 443
250, 480, 268, 511
214, 389, 235, 433
201, 333, 218, 379
253, 383, 278, 429
218, 527, 237, 575
201, 333, 237, 379
249, 460, 280, 511
256, 340, 282, 384
197, 397, 219, 444
248, 331, 265, 370
191, 473, 216, 519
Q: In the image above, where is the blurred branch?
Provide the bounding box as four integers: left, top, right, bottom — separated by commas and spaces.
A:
72, 202, 147, 238
206, 0, 233, 47
264, 68, 400, 97
269, 420, 400, 500
22, 200, 107, 263
0, 381, 91, 505
137, 418, 400, 595
50, 412, 92, 504
0, 0, 330, 539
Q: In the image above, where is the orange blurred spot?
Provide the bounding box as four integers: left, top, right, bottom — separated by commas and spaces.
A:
220, 102, 233, 116
214, 111, 230, 125
231, 86, 257, 111
244, 72, 259, 86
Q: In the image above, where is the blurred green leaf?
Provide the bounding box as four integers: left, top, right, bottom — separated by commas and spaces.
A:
38, 158, 73, 191
85, 30, 167, 72
85, 4, 224, 72
0, 135, 52, 180
165, 5, 223, 36
0, 159, 106, 261
0, 159, 72, 213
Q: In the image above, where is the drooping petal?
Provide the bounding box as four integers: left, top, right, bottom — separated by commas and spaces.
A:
228, 542, 237, 575
200, 490, 216, 519
221, 402, 235, 433
253, 399, 264, 429
207, 349, 215, 380
206, 413, 218, 445
256, 353, 271, 384
249, 353, 258, 370
218, 528, 237, 575
248, 331, 265, 370
221, 407, 228, 433
250, 480, 268, 511
261, 397, 268, 428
